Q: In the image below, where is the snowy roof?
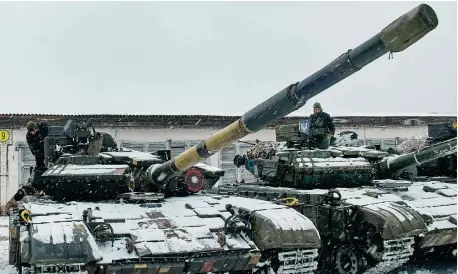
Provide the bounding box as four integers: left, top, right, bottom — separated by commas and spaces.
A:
0, 113, 455, 129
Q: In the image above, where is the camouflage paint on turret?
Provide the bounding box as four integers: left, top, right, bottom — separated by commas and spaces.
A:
148, 4, 439, 190
234, 136, 457, 190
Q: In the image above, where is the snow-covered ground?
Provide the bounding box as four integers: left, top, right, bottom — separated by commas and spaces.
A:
0, 217, 17, 274
0, 216, 455, 274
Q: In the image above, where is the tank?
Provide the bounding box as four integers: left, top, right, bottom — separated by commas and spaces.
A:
216, 125, 456, 273
8, 121, 322, 274
7, 3, 438, 274
232, 136, 456, 188
396, 120, 457, 178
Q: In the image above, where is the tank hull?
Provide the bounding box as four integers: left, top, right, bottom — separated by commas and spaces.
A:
373, 179, 457, 250
213, 178, 457, 273
9, 194, 321, 274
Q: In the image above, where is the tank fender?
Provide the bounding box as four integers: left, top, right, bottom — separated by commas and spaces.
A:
353, 202, 428, 240
250, 207, 321, 251
22, 220, 103, 265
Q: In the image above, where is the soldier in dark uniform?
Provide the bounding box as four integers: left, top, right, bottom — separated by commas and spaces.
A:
26, 121, 49, 168
6, 121, 48, 214
309, 102, 335, 149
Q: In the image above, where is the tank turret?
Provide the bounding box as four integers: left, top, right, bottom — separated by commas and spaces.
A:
234, 136, 456, 188
24, 119, 124, 191
145, 3, 439, 195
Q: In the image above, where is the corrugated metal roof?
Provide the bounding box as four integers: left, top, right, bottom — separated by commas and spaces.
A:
0, 113, 455, 129
0, 113, 455, 118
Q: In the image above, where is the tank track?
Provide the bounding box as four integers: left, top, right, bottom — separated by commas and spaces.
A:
380, 237, 415, 262
361, 237, 415, 274
17, 250, 319, 274
21, 264, 86, 274
276, 249, 319, 274
213, 184, 417, 274
316, 228, 415, 274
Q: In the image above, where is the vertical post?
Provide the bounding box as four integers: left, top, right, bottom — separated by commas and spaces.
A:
0, 129, 12, 215
235, 142, 242, 183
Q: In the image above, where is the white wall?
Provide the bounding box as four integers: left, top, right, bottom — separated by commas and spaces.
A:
96, 127, 276, 142
335, 126, 428, 139
9, 125, 428, 145
92, 125, 428, 142
1, 124, 429, 214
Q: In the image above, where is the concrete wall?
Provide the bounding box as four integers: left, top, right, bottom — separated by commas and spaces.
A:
0, 124, 429, 214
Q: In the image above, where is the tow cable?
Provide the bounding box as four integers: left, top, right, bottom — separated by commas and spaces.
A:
20, 210, 31, 224
275, 197, 297, 206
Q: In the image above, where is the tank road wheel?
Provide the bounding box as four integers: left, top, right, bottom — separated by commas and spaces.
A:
251, 250, 281, 274
231, 250, 285, 274
334, 245, 367, 274
231, 266, 274, 274
364, 229, 384, 264
255, 266, 275, 274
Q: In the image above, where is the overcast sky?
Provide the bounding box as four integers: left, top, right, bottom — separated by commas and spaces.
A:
0, 1, 456, 116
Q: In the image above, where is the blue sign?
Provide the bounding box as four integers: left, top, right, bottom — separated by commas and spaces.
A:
246, 159, 255, 172
299, 120, 309, 134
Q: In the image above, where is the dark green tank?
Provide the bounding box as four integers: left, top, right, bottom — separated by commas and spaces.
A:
234, 139, 455, 187
217, 122, 457, 274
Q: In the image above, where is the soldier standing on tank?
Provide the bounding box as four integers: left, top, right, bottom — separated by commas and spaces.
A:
308, 102, 335, 149
26, 121, 49, 168
6, 121, 48, 214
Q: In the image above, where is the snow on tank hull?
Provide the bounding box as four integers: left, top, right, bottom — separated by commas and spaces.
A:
38, 162, 132, 201
9, 194, 321, 274
371, 179, 457, 251
215, 184, 426, 269
216, 178, 457, 265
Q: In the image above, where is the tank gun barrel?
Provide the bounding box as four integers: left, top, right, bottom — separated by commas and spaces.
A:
149, 4, 438, 187
378, 137, 457, 178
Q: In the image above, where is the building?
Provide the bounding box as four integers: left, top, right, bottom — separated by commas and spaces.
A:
0, 113, 456, 214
